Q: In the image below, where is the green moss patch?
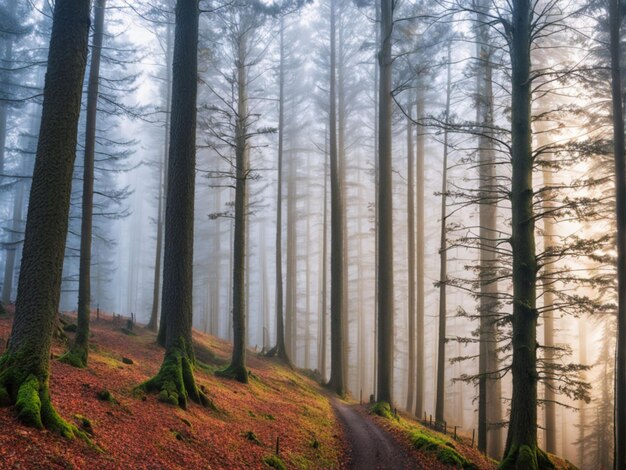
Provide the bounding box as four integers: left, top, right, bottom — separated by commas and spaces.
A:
371, 401, 396, 420
410, 428, 475, 469
263, 454, 286, 470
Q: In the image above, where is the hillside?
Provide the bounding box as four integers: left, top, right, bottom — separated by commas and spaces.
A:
0, 311, 346, 469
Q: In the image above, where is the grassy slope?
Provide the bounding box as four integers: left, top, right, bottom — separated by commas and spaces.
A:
0, 311, 346, 469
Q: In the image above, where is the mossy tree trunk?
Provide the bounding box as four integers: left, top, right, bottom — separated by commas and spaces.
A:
500, 1, 546, 467
0, 0, 90, 436
140, 0, 208, 409
62, 0, 107, 369
376, 0, 394, 405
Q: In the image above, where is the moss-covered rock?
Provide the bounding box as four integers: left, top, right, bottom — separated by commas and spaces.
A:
96, 389, 119, 404
371, 401, 396, 420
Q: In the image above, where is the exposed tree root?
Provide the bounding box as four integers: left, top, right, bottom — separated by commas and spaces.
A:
215, 363, 248, 384
139, 343, 212, 410
499, 444, 556, 470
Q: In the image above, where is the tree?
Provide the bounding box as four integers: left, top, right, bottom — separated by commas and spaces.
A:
139, 0, 209, 409
376, 0, 394, 405
267, 16, 290, 363
328, 0, 346, 396
0, 0, 90, 435
609, 0, 626, 466
61, 0, 107, 369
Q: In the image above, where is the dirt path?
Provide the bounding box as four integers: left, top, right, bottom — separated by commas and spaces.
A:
332, 398, 421, 470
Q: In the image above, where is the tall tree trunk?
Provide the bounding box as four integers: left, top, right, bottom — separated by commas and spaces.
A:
610, 0, 626, 466
221, 28, 250, 384
286, 150, 297, 359
406, 103, 416, 413
0, 0, 16, 176
501, 1, 544, 466
475, 0, 501, 456
150, 15, 173, 334
578, 317, 587, 469
268, 17, 290, 363
140, 0, 209, 410
61, 0, 107, 369
414, 82, 425, 419
317, 130, 329, 378
260, 224, 269, 351
0, 0, 90, 434
435, 48, 451, 424
376, 0, 394, 405
328, 0, 345, 396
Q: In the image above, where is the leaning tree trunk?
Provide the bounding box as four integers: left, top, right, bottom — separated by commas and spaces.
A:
267, 17, 290, 363
501, 1, 548, 467
139, 0, 209, 410
328, 0, 345, 396
0, 0, 90, 436
219, 28, 250, 384
376, 0, 394, 405
61, 0, 107, 369
475, 0, 501, 457
610, 0, 626, 467
149, 14, 173, 335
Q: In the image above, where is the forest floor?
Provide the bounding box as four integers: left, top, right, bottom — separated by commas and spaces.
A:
0, 310, 346, 469
0, 309, 577, 469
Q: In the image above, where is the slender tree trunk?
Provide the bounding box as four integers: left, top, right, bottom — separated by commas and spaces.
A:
406, 103, 416, 413
286, 151, 297, 359
260, 224, 269, 351
475, 0, 501, 456
305, 157, 311, 370
150, 16, 173, 334
268, 17, 290, 363
578, 317, 587, 469
610, 0, 626, 467
435, 48, 451, 424
140, 0, 209, 410
501, 1, 544, 466
0, 0, 90, 434
62, 0, 107, 368
328, 0, 345, 396
414, 83, 425, 419
376, 0, 394, 405
317, 130, 329, 378
0, 0, 16, 176
221, 28, 249, 384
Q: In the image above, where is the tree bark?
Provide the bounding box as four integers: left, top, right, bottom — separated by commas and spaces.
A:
328, 0, 346, 396
62, 0, 107, 369
435, 47, 451, 425
149, 14, 172, 334
501, 1, 545, 466
610, 0, 626, 467
376, 0, 394, 405
0, 0, 90, 435
475, 0, 501, 457
140, 0, 209, 410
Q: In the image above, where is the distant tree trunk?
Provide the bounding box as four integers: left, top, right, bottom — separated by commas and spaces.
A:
610, 0, 626, 466
0, 0, 16, 176
286, 151, 297, 359
414, 82, 425, 419
435, 48, 451, 424
0, 0, 90, 433
305, 158, 312, 370
539, 135, 556, 455
149, 16, 173, 335
61, 0, 107, 369
1, 165, 25, 305
328, 0, 345, 396
406, 103, 416, 413
267, 17, 290, 363
372, 0, 380, 399
260, 224, 269, 351
578, 317, 587, 468
501, 1, 544, 466
140, 0, 209, 410
210, 189, 221, 336
317, 130, 329, 378
221, 27, 250, 384
376, 0, 394, 405
475, 0, 501, 457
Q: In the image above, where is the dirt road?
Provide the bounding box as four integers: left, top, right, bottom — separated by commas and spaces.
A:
332, 399, 421, 470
